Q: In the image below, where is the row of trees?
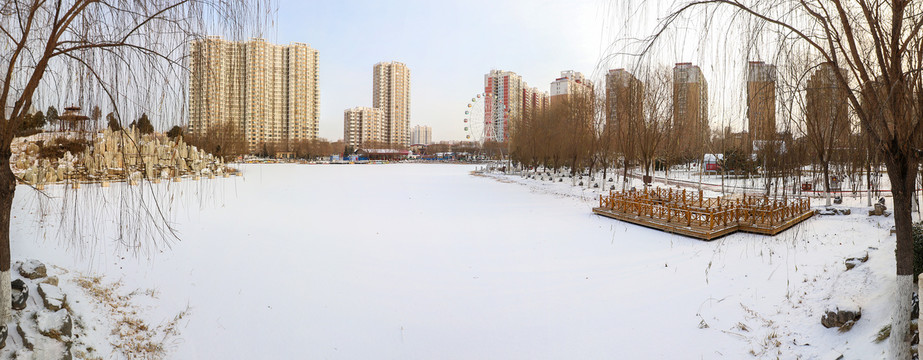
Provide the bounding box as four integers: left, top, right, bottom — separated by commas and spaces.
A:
14, 104, 170, 137
508, 62, 895, 203
510, 67, 676, 190
183, 122, 347, 161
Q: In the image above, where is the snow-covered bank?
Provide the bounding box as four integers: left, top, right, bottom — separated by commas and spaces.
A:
9, 164, 898, 358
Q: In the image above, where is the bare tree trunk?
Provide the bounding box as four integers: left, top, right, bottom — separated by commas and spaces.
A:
888, 155, 918, 359
622, 160, 629, 191
698, 157, 703, 192
665, 162, 670, 183
868, 159, 873, 207
0, 152, 13, 325
823, 161, 832, 206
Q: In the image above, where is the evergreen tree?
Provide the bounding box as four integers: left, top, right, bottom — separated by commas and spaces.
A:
45, 106, 58, 126
166, 125, 183, 139
106, 112, 121, 131
137, 113, 154, 134
32, 111, 45, 129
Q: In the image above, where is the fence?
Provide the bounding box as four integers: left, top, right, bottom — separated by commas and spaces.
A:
594, 187, 814, 240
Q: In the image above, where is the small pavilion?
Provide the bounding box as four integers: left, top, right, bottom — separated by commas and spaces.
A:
58, 106, 91, 132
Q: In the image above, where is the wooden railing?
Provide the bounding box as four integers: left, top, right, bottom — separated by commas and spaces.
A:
598, 188, 812, 231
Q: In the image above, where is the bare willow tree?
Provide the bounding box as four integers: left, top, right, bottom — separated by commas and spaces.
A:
780, 57, 852, 205
186, 121, 248, 160
605, 68, 644, 190
561, 91, 597, 178
637, 67, 672, 178
640, 0, 923, 357
0, 0, 269, 338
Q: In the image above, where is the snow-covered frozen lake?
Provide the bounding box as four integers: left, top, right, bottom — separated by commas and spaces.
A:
10, 164, 896, 359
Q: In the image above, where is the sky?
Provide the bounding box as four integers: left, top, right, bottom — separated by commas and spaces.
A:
267, 0, 608, 142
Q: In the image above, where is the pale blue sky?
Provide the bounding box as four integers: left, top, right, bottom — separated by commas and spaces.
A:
267, 0, 607, 142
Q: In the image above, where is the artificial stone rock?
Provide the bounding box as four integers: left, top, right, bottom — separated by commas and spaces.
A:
0, 325, 7, 349
821, 307, 861, 328
844, 252, 869, 270
913, 292, 920, 320
15, 323, 29, 350
37, 309, 73, 338
19, 259, 47, 279
817, 207, 851, 216
869, 203, 888, 216
38, 283, 66, 311
19, 311, 72, 360
11, 279, 27, 311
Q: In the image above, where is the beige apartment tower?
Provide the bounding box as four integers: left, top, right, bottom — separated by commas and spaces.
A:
606, 69, 644, 150
747, 61, 777, 143
673, 63, 709, 156
522, 86, 550, 127
550, 70, 593, 105
344, 107, 384, 148
373, 62, 411, 147
189, 37, 319, 154
806, 63, 850, 146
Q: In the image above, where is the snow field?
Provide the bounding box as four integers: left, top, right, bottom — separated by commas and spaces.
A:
8, 163, 898, 359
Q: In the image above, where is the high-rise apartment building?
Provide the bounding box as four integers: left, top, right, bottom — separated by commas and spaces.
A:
860, 76, 899, 139
806, 63, 850, 146
343, 107, 384, 148
606, 69, 644, 148
550, 70, 593, 105
484, 70, 524, 142
522, 86, 550, 126
411, 125, 432, 145
188, 36, 319, 153
373, 61, 411, 147
747, 61, 777, 143
673, 63, 709, 155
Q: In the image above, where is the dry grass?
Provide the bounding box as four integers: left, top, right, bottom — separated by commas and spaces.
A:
838, 320, 857, 333
875, 324, 891, 343
76, 275, 190, 359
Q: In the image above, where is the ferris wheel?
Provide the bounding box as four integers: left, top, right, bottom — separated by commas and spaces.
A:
463, 93, 489, 144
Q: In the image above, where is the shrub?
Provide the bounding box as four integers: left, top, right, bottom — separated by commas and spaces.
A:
166, 125, 183, 139
14, 112, 46, 137
137, 113, 154, 134
38, 137, 89, 159
107, 113, 121, 131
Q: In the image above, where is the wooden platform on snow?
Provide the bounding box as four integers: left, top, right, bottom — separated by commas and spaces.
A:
593, 187, 815, 241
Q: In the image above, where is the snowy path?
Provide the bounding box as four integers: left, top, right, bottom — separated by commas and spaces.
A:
9, 164, 897, 359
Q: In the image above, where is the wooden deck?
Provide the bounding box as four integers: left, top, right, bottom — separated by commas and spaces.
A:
593, 187, 815, 241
